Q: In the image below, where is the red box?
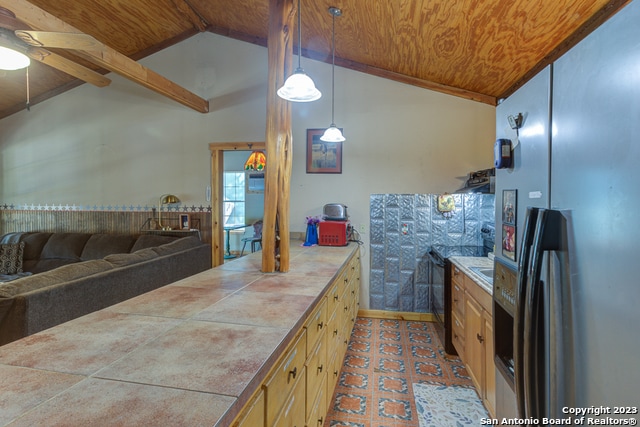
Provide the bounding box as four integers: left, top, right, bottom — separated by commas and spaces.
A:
318, 220, 351, 246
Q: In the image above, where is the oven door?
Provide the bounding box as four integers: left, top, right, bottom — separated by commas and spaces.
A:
429, 251, 445, 323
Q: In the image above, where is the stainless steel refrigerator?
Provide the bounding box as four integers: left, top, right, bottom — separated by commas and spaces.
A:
493, 0, 640, 420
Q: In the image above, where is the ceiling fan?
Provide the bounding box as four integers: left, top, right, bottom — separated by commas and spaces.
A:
0, 6, 110, 87
0, 0, 208, 113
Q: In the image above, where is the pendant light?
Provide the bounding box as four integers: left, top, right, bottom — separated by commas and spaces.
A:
277, 0, 321, 102
320, 7, 345, 142
244, 144, 267, 171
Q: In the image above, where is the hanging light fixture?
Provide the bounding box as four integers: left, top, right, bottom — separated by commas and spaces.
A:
277, 0, 321, 102
0, 45, 30, 70
0, 8, 31, 71
320, 7, 345, 143
244, 144, 267, 171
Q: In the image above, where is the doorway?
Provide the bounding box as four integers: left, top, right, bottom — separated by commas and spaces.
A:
209, 142, 265, 267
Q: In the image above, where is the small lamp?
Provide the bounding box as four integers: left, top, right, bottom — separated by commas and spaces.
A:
244, 144, 267, 171
158, 194, 180, 230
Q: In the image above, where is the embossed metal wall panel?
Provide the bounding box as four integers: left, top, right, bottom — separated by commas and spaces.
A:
369, 193, 494, 312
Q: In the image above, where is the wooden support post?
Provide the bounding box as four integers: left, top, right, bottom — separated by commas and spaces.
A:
263, 0, 294, 272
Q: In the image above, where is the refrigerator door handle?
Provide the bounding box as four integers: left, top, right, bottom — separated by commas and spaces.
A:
522, 208, 564, 419
514, 207, 539, 417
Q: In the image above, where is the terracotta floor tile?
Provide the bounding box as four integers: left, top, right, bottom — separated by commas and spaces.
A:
325, 317, 476, 427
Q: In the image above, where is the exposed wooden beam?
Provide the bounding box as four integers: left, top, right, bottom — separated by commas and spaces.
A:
170, 0, 209, 33
26, 47, 111, 87
263, 0, 295, 273
1, 0, 209, 113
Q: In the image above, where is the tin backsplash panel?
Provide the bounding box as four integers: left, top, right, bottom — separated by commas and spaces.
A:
369, 193, 495, 312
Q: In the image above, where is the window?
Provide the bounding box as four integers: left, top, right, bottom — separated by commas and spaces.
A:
223, 172, 245, 226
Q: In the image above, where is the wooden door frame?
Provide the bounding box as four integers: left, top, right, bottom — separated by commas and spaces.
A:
209, 142, 266, 267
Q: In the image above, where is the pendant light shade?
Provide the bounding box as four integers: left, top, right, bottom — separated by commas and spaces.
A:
0, 46, 30, 70
277, 68, 321, 102
320, 7, 345, 143
320, 125, 345, 142
277, 0, 321, 102
244, 150, 267, 171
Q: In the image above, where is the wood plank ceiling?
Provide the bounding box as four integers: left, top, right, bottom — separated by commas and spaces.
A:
0, 0, 630, 120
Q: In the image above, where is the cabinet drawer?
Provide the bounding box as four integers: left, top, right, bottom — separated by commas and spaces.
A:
327, 350, 341, 405
307, 374, 328, 427
452, 280, 465, 317
326, 280, 341, 318
451, 310, 465, 359
306, 333, 328, 420
272, 365, 306, 427
234, 389, 264, 427
265, 330, 307, 425
451, 263, 464, 286
304, 298, 327, 354
326, 308, 340, 356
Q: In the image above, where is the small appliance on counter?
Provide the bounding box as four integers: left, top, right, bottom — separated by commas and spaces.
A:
323, 203, 348, 220
319, 203, 351, 246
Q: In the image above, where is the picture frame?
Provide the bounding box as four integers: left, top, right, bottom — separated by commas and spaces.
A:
306, 128, 343, 174
179, 213, 190, 230
502, 189, 517, 225
502, 224, 516, 261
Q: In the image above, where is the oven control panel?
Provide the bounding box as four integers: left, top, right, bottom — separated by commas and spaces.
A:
493, 259, 517, 316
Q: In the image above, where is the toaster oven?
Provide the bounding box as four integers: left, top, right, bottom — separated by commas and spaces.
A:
318, 220, 351, 246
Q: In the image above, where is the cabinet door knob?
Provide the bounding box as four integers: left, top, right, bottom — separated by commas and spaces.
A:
318, 321, 324, 330
288, 366, 297, 382
477, 333, 484, 343
317, 364, 323, 373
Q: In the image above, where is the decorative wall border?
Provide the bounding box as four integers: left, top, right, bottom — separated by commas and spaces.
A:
0, 203, 212, 213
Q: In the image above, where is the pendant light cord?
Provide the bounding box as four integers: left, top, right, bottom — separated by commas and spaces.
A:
331, 10, 336, 124
297, 0, 302, 70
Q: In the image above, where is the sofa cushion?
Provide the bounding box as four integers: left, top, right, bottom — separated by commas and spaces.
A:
130, 234, 179, 252
104, 248, 158, 267
81, 234, 137, 261
48, 260, 114, 282
151, 236, 201, 256
21, 233, 53, 261
40, 233, 92, 261
0, 242, 25, 274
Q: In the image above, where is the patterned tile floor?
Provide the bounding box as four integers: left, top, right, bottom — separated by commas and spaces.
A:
324, 317, 476, 427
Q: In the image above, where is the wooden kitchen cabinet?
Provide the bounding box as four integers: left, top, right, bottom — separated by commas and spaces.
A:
449, 262, 496, 418
230, 247, 360, 427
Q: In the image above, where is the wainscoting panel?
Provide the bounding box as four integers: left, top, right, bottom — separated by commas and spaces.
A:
0, 208, 212, 246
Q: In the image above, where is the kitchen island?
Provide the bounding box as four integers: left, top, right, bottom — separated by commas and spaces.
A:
0, 242, 360, 427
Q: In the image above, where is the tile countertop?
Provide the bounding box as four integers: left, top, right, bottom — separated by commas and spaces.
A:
0, 242, 358, 427
448, 256, 494, 295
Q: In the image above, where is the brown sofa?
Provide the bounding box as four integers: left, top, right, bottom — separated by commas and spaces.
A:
0, 232, 211, 346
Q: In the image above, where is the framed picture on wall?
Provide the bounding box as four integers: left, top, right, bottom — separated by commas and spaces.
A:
502, 189, 517, 225
502, 224, 516, 261
179, 213, 190, 230
306, 128, 343, 174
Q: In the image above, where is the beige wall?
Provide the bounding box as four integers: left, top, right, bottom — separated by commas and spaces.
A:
0, 32, 495, 309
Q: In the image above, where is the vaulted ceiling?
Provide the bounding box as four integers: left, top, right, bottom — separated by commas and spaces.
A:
0, 0, 630, 120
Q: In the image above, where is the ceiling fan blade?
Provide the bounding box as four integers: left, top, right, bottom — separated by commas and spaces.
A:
26, 47, 111, 87
15, 30, 104, 52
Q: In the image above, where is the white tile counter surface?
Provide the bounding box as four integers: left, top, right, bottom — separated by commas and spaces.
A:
448, 256, 494, 294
